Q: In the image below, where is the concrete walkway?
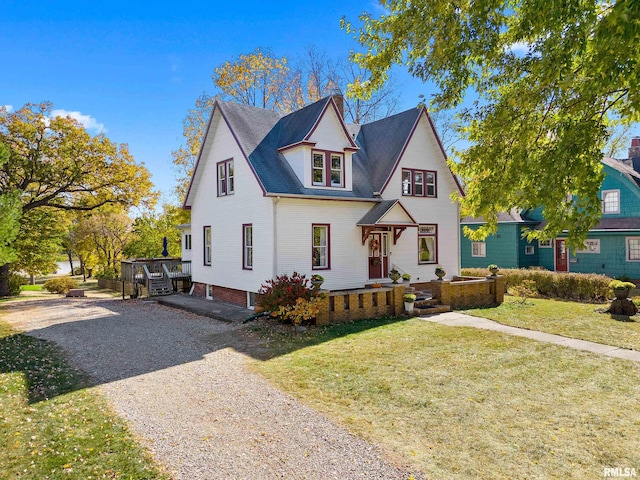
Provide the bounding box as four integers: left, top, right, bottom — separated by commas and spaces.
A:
156, 293, 254, 323
421, 311, 640, 363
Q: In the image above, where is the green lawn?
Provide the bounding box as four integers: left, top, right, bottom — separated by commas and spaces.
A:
252, 317, 640, 479
0, 320, 168, 480
463, 296, 640, 351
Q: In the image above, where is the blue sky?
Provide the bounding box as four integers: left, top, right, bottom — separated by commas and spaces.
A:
1, 0, 434, 204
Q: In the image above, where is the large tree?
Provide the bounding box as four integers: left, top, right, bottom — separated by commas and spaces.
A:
0, 102, 156, 295
124, 204, 188, 259
172, 47, 401, 201
344, 0, 640, 249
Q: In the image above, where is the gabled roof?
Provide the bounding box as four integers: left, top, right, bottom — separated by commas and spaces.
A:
357, 199, 417, 226
602, 156, 640, 188
184, 96, 462, 207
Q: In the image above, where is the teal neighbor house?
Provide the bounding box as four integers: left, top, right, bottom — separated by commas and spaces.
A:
461, 138, 640, 279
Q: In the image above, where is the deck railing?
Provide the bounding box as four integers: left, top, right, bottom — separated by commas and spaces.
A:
121, 258, 191, 285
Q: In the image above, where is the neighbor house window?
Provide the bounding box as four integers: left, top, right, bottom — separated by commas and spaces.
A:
472, 242, 486, 257
627, 237, 640, 261
578, 239, 600, 254
312, 224, 330, 269
539, 239, 552, 248
402, 169, 436, 197
243, 224, 253, 270
184, 234, 192, 250
525, 245, 535, 255
418, 224, 437, 264
203, 226, 211, 265
312, 151, 344, 187
217, 159, 234, 196
602, 189, 620, 214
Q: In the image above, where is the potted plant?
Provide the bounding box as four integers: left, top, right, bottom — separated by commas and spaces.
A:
488, 264, 500, 276
435, 265, 446, 280
311, 274, 324, 290
389, 268, 401, 284
403, 293, 416, 313
402, 273, 411, 283
609, 279, 636, 300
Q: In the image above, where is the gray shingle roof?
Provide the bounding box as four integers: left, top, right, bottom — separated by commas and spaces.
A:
188, 96, 446, 204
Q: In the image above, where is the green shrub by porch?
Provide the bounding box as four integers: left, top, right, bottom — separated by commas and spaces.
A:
461, 268, 611, 302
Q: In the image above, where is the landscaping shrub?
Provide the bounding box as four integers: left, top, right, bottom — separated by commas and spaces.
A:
461, 268, 611, 302
7, 273, 25, 296
258, 272, 315, 314
43, 277, 79, 294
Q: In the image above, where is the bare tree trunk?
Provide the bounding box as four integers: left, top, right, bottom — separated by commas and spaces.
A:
0, 263, 9, 297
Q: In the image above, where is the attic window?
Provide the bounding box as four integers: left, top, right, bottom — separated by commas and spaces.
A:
602, 189, 619, 214
402, 169, 436, 197
312, 150, 344, 188
217, 159, 234, 196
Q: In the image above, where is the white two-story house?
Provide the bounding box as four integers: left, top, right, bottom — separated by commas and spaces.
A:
182, 95, 463, 308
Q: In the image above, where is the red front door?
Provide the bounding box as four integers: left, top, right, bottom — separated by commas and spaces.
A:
368, 233, 389, 279
555, 239, 568, 272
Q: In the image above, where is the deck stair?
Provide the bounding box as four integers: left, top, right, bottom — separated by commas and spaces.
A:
143, 264, 173, 297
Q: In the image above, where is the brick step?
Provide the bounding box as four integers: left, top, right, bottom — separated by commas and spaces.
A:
415, 298, 439, 308
413, 304, 451, 315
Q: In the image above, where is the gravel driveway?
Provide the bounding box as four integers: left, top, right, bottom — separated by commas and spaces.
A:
2, 297, 423, 479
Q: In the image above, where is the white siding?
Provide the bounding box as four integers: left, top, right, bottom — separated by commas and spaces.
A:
190, 114, 274, 296
179, 226, 192, 262
382, 114, 461, 280
305, 107, 354, 191
274, 198, 376, 290
282, 146, 306, 185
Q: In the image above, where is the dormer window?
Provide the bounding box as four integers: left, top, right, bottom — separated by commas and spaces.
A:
312, 150, 344, 188
217, 159, 234, 196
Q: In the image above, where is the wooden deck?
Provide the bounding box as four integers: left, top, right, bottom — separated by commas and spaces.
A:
121, 258, 191, 297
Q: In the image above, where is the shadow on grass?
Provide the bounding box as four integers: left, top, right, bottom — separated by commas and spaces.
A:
0, 330, 90, 404
0, 298, 408, 403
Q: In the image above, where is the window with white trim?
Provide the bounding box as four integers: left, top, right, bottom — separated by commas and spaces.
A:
602, 189, 620, 214
243, 224, 253, 269
627, 237, 640, 261
538, 239, 552, 248
203, 226, 211, 265
402, 168, 437, 197
217, 159, 234, 196
525, 245, 535, 255
418, 224, 437, 264
312, 224, 330, 269
578, 239, 600, 254
472, 242, 486, 257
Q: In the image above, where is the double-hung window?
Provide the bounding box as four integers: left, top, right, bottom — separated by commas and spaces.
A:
217, 159, 234, 196
602, 190, 620, 214
472, 242, 486, 257
418, 225, 437, 264
312, 224, 330, 269
627, 238, 640, 261
312, 151, 344, 187
243, 224, 253, 270
402, 169, 436, 197
203, 226, 211, 265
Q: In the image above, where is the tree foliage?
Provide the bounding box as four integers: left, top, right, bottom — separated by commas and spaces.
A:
124, 204, 187, 259
0, 102, 157, 213
172, 46, 401, 201
344, 0, 640, 249
0, 143, 21, 265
